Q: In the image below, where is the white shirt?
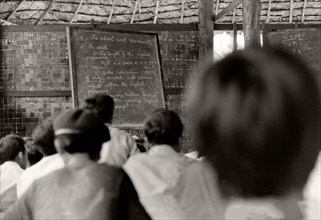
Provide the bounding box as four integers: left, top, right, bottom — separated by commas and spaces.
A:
99, 125, 140, 167
303, 152, 321, 219
124, 145, 224, 219
16, 154, 64, 198
0, 161, 24, 212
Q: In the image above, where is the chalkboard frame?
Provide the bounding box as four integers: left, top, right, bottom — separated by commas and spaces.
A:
67, 27, 166, 129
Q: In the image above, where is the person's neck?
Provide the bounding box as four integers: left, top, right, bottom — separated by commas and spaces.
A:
60, 153, 94, 169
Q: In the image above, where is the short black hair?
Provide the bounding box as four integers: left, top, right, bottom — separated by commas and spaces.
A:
32, 117, 56, 156
83, 94, 114, 123
23, 137, 43, 166
189, 47, 320, 198
144, 109, 183, 147
55, 134, 106, 161
0, 134, 25, 164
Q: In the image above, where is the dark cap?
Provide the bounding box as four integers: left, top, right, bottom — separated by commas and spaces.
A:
53, 109, 110, 143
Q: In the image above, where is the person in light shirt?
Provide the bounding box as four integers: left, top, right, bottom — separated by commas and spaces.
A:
124, 109, 224, 219
0, 134, 27, 213
16, 117, 64, 198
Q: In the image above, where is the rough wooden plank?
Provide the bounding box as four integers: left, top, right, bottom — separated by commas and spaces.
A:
242, 0, 261, 48
214, 0, 242, 23
198, 0, 213, 59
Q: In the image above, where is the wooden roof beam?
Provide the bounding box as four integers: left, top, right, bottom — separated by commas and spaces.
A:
214, 0, 242, 23
37, 0, 56, 25
302, 0, 307, 22
0, 18, 17, 25
180, 0, 185, 24
6, 0, 27, 21
130, 0, 140, 24
215, 0, 220, 16
153, 0, 160, 24
69, 0, 84, 25
107, 0, 116, 24
199, 0, 214, 59
266, 0, 272, 23
243, 0, 261, 48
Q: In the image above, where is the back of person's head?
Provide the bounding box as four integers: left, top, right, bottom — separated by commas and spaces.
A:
189, 47, 320, 198
83, 93, 114, 124
23, 137, 43, 166
32, 117, 56, 156
0, 134, 25, 165
144, 109, 183, 151
53, 109, 110, 161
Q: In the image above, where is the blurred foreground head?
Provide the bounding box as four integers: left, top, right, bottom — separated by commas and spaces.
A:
189, 47, 320, 198
53, 109, 110, 161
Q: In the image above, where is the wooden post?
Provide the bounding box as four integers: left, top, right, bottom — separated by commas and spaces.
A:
242, 0, 261, 48
198, 0, 214, 60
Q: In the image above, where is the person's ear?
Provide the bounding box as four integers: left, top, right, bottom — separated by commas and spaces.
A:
17, 151, 27, 169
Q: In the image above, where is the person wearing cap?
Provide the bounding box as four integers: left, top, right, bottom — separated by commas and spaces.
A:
3, 109, 151, 220
83, 94, 140, 167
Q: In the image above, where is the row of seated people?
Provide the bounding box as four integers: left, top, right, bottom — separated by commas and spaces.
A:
0, 46, 320, 219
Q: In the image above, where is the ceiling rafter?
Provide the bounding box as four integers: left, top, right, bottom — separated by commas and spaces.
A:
302, 0, 307, 22
290, 0, 293, 23
214, 0, 242, 23
107, 0, 116, 24
215, 0, 220, 16
6, 0, 26, 21
130, 0, 140, 24
69, 0, 84, 25
154, 0, 160, 24
37, 0, 56, 25
0, 18, 17, 25
180, 0, 185, 24
266, 0, 272, 23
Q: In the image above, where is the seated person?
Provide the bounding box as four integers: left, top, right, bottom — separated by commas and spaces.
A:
3, 109, 150, 220
188, 47, 320, 219
124, 109, 223, 219
83, 93, 140, 167
0, 134, 26, 213
17, 117, 64, 198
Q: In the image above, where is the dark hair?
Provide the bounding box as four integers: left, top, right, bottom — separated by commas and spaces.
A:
144, 109, 183, 148
189, 47, 320, 198
55, 133, 108, 161
0, 134, 25, 164
83, 94, 114, 123
32, 117, 56, 156
23, 137, 43, 166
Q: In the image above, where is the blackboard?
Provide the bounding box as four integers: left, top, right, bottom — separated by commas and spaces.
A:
265, 28, 321, 86
67, 28, 165, 128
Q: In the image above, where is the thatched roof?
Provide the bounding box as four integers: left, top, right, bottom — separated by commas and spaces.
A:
0, 0, 320, 25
